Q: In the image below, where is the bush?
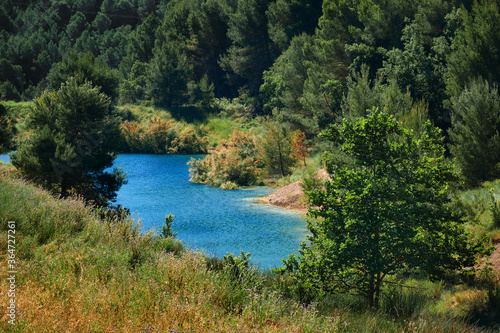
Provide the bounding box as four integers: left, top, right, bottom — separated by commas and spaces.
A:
188, 129, 263, 188
120, 117, 208, 154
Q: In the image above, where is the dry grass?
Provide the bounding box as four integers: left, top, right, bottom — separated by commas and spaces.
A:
0, 163, 498, 332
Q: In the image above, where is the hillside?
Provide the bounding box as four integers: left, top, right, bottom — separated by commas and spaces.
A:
1, 162, 498, 331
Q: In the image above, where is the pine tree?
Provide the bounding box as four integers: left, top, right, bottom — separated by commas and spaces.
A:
449, 79, 500, 186
11, 78, 127, 206
220, 0, 276, 96
446, 0, 500, 98
260, 118, 296, 177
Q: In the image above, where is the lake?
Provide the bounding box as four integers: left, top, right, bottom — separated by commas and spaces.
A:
0, 153, 308, 269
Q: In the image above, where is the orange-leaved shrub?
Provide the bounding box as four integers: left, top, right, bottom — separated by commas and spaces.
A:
121, 117, 208, 154
188, 129, 263, 188
166, 125, 209, 154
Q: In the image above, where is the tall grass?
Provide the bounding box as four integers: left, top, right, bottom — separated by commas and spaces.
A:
455, 180, 500, 241
0, 163, 497, 332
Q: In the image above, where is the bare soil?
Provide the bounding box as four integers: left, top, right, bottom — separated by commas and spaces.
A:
478, 243, 500, 277
259, 169, 330, 214
259, 170, 500, 276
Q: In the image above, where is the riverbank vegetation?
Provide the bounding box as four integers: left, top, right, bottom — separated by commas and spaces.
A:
1, 0, 500, 331
1, 163, 499, 332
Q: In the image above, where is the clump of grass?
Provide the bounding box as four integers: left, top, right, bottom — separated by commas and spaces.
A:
381, 279, 443, 319
453, 180, 500, 238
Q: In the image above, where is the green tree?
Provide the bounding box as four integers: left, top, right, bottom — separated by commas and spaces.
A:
379, 21, 447, 126
161, 213, 177, 238
260, 118, 296, 177
0, 58, 24, 101
341, 65, 413, 121
147, 41, 194, 107
266, 0, 322, 52
11, 78, 127, 206
187, 0, 233, 97
449, 79, 500, 186
66, 11, 88, 42
44, 50, 120, 102
446, 0, 500, 99
260, 34, 315, 130
119, 14, 160, 75
277, 109, 490, 307
220, 0, 276, 97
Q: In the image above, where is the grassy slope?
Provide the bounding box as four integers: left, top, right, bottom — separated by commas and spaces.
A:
0, 162, 497, 332
0, 163, 336, 332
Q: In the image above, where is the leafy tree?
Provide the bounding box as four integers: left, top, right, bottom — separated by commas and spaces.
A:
11, 78, 127, 206
449, 79, 500, 186
259, 118, 296, 177
277, 109, 490, 307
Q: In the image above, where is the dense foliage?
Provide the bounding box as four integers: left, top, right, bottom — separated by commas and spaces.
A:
449, 79, 500, 186
1, 0, 500, 324
3, 0, 499, 186
277, 109, 492, 307
0, 102, 14, 152
11, 78, 126, 206
188, 129, 263, 189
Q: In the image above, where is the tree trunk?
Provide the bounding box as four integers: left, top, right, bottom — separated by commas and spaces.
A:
368, 274, 375, 308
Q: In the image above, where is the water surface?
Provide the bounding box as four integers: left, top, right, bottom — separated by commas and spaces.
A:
112, 154, 308, 269
0, 153, 309, 269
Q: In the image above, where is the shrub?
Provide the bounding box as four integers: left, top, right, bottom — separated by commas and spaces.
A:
166, 125, 208, 154
189, 129, 263, 188
120, 117, 208, 154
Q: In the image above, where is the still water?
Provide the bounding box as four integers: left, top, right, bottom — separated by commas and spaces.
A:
1, 153, 308, 269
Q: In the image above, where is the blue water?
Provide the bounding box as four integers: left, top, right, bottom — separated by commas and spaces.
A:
0, 153, 10, 163
1, 153, 308, 269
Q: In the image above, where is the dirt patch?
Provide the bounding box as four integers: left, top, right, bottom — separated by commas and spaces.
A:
258, 169, 330, 214
478, 243, 500, 277
260, 170, 500, 276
